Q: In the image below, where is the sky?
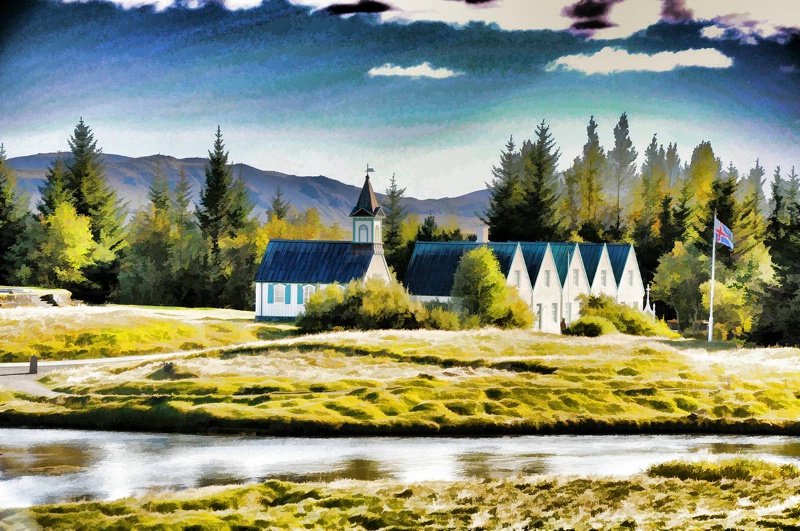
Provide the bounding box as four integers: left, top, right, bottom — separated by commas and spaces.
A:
1, 0, 798, 198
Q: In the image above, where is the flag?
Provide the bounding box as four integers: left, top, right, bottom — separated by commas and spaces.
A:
714, 217, 734, 249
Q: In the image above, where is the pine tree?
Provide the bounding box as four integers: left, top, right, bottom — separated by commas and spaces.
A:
65, 118, 124, 248
684, 140, 721, 209
384, 173, 408, 274
172, 168, 193, 227
268, 186, 290, 221
577, 116, 607, 241
695, 169, 737, 268
786, 166, 799, 208
38, 157, 72, 217
196, 126, 234, 253
520, 120, 563, 241
483, 135, 523, 242
0, 144, 26, 284
148, 161, 170, 212
560, 157, 581, 234
227, 165, 255, 233
665, 142, 682, 191
638, 135, 667, 227
741, 159, 767, 215
607, 112, 638, 237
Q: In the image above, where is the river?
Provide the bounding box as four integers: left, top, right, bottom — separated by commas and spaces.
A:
2, 429, 800, 508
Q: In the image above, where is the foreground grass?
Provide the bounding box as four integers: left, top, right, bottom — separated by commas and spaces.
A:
0, 305, 294, 362
2, 329, 800, 435
4, 459, 800, 530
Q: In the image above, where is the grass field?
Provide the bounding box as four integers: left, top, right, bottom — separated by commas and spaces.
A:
0, 305, 293, 362
2, 325, 800, 435
3, 459, 800, 530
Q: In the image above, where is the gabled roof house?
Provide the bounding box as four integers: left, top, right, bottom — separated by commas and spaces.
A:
254, 172, 391, 320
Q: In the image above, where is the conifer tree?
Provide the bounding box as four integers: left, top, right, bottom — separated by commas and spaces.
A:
684, 140, 720, 209
741, 159, 767, 215
560, 157, 581, 234
384, 173, 408, 275
607, 112, 638, 237
38, 157, 72, 218
148, 161, 170, 212
172, 168, 193, 228
638, 135, 666, 227
483, 135, 523, 241
268, 186, 290, 221
0, 144, 26, 283
65, 119, 124, 247
196, 126, 234, 253
665, 142, 682, 190
577, 116, 607, 240
520, 120, 563, 241
227, 166, 255, 233
786, 166, 799, 208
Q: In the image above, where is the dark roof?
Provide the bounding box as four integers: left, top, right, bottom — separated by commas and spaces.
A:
605, 243, 633, 286
349, 175, 386, 218
254, 240, 374, 284
578, 243, 604, 284
404, 242, 519, 297
518, 243, 548, 285
548, 242, 578, 287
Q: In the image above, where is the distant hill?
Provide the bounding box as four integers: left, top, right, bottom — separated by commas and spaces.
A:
8, 153, 489, 230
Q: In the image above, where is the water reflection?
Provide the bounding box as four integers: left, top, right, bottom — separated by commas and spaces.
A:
2, 430, 800, 508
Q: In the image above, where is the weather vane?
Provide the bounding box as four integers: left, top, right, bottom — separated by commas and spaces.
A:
365, 164, 374, 175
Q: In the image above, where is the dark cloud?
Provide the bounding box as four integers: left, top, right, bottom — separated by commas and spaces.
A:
325, 0, 391, 15
563, 0, 620, 36
661, 0, 693, 23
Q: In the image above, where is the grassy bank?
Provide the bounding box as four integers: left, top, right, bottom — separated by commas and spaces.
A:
2, 329, 800, 435
0, 305, 292, 362
4, 459, 800, 530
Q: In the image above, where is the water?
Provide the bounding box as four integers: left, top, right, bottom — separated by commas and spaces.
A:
2, 429, 800, 508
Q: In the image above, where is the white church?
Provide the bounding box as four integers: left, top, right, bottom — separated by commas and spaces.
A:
254, 171, 648, 331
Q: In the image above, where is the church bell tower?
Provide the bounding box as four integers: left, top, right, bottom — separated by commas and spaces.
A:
350, 165, 385, 253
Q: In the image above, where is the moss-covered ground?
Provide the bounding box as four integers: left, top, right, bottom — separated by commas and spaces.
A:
0, 305, 293, 362
3, 459, 800, 530
2, 328, 800, 435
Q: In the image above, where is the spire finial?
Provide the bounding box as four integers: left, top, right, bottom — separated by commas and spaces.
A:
365, 164, 374, 177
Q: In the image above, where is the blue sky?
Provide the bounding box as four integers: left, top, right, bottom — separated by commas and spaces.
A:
1, 0, 798, 198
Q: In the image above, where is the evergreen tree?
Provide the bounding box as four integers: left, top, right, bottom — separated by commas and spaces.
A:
520, 120, 563, 241
268, 186, 290, 221
577, 116, 607, 240
38, 157, 72, 218
741, 159, 767, 215
196, 126, 234, 253
483, 135, 523, 241
786, 166, 799, 208
637, 135, 666, 228
148, 161, 170, 212
561, 157, 581, 234
695, 169, 738, 268
65, 118, 124, 247
606, 112, 638, 237
227, 165, 255, 233
684, 140, 721, 209
665, 142, 682, 191
172, 168, 193, 227
384, 173, 408, 275
0, 144, 26, 284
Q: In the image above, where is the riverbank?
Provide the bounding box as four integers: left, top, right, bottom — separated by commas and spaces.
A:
4, 459, 800, 529
1, 329, 799, 436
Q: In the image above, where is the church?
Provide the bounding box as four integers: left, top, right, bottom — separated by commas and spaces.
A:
253, 171, 391, 321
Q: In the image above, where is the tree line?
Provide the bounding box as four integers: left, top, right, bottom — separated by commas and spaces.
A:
0, 120, 344, 309
477, 113, 800, 345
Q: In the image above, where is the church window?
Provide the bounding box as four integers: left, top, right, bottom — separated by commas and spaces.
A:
274, 284, 286, 304
544, 270, 550, 287
601, 270, 607, 287
628, 270, 633, 286
358, 224, 368, 242
514, 270, 520, 287
573, 268, 578, 286
551, 303, 557, 322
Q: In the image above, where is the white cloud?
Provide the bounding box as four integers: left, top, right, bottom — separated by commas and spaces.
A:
686, 0, 800, 41
545, 46, 734, 75
701, 24, 727, 40
61, 0, 261, 11
367, 62, 463, 79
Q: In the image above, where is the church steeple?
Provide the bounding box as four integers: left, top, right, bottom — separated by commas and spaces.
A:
350, 166, 385, 246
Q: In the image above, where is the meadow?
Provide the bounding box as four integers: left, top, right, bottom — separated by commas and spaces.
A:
3, 459, 800, 530
1, 319, 800, 436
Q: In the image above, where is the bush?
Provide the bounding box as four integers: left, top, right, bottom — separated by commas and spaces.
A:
647, 459, 800, 482
563, 316, 617, 337
579, 295, 678, 337
420, 306, 461, 331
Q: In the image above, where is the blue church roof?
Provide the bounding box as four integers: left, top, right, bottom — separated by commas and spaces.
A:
404, 242, 518, 297
517, 243, 549, 285
254, 240, 374, 284
578, 243, 604, 284
605, 243, 633, 286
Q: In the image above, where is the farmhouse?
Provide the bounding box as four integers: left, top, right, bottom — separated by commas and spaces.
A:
253, 173, 391, 320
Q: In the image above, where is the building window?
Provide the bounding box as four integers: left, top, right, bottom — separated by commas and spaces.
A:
628, 270, 633, 286
274, 284, 286, 304
536, 304, 542, 330
514, 270, 521, 288
358, 224, 368, 242
303, 285, 315, 303
565, 302, 572, 322
544, 270, 550, 287
573, 268, 579, 286
601, 270, 607, 287
551, 303, 557, 322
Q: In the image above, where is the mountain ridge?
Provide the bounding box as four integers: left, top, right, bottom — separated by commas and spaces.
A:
7, 153, 489, 230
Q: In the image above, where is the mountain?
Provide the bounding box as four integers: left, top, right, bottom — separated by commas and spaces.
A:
8, 153, 489, 230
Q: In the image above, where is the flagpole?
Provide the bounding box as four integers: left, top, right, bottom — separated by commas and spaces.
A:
708, 211, 717, 343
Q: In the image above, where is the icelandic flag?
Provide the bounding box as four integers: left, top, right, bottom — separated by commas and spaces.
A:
714, 217, 734, 250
